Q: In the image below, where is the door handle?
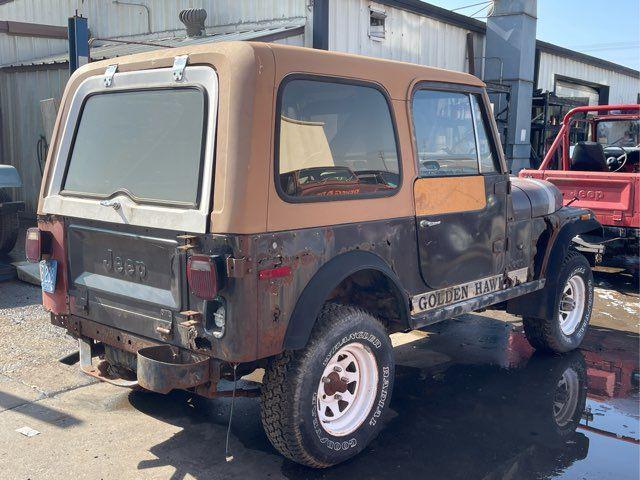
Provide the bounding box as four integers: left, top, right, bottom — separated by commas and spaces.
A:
419, 220, 441, 228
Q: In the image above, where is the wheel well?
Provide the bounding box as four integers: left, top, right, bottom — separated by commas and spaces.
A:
326, 269, 409, 333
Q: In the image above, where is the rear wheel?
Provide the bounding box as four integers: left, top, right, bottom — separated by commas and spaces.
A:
260, 304, 394, 468
0, 190, 19, 255
523, 250, 593, 353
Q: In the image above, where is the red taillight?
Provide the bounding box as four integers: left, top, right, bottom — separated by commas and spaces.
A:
25, 228, 51, 263
187, 255, 220, 300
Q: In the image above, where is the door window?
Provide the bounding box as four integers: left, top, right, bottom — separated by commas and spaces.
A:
471, 95, 500, 173
412, 90, 478, 177
412, 89, 501, 177
276, 78, 400, 200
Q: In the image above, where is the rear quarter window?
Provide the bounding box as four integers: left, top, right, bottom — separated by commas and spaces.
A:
63, 87, 206, 206
276, 78, 400, 201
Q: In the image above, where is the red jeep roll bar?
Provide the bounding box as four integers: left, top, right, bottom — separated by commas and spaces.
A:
539, 104, 640, 170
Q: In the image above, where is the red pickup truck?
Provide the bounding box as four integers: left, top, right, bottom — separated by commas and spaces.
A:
520, 104, 639, 277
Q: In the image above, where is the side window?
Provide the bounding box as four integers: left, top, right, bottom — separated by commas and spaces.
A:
471, 95, 500, 173
277, 79, 400, 200
412, 90, 478, 177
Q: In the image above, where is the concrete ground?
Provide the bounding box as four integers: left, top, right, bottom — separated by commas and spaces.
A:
0, 264, 637, 479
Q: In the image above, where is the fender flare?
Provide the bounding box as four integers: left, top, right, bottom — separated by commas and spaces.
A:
544, 217, 601, 284
507, 216, 601, 319
282, 250, 410, 350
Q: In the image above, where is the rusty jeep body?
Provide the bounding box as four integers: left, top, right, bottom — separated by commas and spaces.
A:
32, 42, 599, 467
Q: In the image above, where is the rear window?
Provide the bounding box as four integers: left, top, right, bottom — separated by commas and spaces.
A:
63, 88, 206, 206
276, 78, 400, 201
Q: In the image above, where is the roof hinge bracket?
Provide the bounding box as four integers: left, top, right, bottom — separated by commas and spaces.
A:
103, 64, 118, 87
172, 55, 189, 82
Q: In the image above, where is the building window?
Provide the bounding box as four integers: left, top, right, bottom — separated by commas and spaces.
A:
369, 6, 386, 41
276, 78, 400, 201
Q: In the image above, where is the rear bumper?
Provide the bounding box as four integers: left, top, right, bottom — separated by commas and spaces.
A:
51, 314, 233, 398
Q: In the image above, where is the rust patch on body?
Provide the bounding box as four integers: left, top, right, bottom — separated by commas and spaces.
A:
414, 176, 486, 216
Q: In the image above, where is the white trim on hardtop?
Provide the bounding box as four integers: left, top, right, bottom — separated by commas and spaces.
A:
43, 65, 218, 233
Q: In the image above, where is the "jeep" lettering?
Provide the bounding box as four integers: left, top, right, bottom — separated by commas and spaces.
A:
103, 249, 147, 281
569, 189, 604, 200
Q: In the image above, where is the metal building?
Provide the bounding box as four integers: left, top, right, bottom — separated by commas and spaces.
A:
1, 0, 638, 214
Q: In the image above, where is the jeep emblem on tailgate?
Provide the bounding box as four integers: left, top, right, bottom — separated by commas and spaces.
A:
103, 249, 147, 280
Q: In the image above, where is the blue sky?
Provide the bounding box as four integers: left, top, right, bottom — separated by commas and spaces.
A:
424, 0, 640, 70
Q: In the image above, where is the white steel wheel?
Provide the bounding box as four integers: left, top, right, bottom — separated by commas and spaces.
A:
316, 342, 378, 437
553, 368, 580, 427
558, 275, 585, 336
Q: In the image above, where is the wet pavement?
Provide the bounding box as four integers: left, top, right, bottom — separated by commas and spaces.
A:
0, 268, 637, 479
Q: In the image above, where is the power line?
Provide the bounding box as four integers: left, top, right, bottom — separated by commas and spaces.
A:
451, 1, 492, 12
470, 3, 491, 18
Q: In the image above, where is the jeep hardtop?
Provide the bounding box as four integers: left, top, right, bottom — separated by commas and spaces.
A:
31, 42, 600, 467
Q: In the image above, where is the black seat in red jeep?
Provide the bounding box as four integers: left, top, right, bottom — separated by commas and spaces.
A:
570, 141, 608, 171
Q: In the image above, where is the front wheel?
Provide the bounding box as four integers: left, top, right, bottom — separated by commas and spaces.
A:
260, 304, 394, 468
523, 250, 594, 353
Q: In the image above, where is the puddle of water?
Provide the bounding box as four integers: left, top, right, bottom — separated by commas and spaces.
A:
125, 304, 638, 479
297, 316, 640, 480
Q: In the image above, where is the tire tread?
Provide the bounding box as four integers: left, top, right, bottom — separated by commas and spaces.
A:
260, 303, 386, 468
523, 249, 589, 353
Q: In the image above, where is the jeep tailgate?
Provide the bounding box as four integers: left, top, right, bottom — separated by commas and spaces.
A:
67, 222, 185, 340
520, 170, 639, 228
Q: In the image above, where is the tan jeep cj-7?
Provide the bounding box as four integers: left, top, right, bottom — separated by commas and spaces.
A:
30, 42, 600, 467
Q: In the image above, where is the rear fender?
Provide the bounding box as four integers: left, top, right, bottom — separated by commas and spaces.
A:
282, 250, 409, 350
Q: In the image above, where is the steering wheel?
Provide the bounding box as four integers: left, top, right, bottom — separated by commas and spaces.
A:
606, 146, 628, 172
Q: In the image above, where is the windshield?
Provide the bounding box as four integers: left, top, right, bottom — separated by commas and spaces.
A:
63, 88, 206, 206
596, 119, 640, 148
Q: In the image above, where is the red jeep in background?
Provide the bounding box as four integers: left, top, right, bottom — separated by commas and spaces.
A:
520, 104, 640, 277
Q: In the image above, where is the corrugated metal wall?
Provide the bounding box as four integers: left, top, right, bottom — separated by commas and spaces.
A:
0, 67, 69, 212
328, 0, 473, 72
0, 0, 307, 64
273, 34, 305, 47
537, 52, 640, 104
0, 0, 309, 215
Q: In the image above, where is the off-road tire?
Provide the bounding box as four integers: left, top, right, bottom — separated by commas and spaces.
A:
0, 190, 19, 254
523, 250, 593, 353
260, 303, 394, 468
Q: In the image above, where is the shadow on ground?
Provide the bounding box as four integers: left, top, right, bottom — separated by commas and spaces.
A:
126, 316, 639, 480
0, 390, 82, 427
